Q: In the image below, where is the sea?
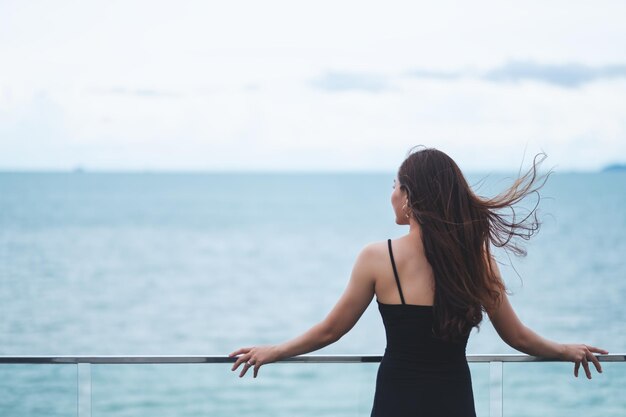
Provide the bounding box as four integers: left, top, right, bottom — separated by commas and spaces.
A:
0, 171, 624, 417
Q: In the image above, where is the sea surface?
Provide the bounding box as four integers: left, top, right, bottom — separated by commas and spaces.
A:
0, 171, 624, 416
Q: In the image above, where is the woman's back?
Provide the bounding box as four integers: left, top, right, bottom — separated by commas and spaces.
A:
370, 238, 476, 417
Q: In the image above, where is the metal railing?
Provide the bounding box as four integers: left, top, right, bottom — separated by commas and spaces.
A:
1, 354, 624, 417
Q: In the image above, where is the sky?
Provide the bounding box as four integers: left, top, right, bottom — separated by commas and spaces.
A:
1, 0, 625, 172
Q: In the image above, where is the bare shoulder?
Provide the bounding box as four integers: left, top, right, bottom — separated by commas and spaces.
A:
359, 240, 388, 259
354, 240, 389, 272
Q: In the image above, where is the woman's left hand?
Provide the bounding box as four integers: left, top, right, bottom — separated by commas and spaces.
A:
229, 345, 282, 378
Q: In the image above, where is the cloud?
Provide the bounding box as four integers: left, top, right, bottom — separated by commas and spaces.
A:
484, 60, 626, 88
406, 60, 626, 88
310, 71, 390, 93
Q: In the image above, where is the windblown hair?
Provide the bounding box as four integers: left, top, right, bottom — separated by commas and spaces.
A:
397, 146, 551, 342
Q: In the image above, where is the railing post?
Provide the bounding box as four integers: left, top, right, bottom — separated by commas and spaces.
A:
77, 363, 92, 417
489, 361, 503, 417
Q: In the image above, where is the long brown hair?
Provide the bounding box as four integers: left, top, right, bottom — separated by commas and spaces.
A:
397, 146, 551, 342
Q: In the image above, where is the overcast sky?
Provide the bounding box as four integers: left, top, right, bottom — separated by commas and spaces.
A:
1, 1, 625, 172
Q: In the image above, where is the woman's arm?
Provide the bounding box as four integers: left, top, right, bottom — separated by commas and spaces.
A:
487, 257, 608, 379
229, 243, 377, 378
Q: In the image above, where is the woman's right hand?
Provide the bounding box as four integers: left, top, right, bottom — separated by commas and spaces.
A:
229, 345, 283, 378
559, 344, 609, 379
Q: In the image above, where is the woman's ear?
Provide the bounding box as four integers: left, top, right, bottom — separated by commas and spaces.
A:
400, 186, 409, 201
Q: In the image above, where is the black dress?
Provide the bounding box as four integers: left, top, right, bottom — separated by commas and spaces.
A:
370, 239, 477, 417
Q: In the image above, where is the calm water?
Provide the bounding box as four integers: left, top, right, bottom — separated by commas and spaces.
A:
0, 171, 624, 416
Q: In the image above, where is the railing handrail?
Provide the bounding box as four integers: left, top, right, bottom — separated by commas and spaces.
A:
0, 353, 624, 364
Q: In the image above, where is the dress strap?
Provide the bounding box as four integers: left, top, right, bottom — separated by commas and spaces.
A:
387, 239, 406, 305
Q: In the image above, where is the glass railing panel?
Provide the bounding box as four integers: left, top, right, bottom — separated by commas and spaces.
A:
469, 363, 489, 417
502, 361, 626, 417
92, 363, 378, 417
0, 364, 77, 417
91, 361, 490, 417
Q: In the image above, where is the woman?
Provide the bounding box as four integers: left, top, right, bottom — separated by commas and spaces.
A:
229, 146, 607, 416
